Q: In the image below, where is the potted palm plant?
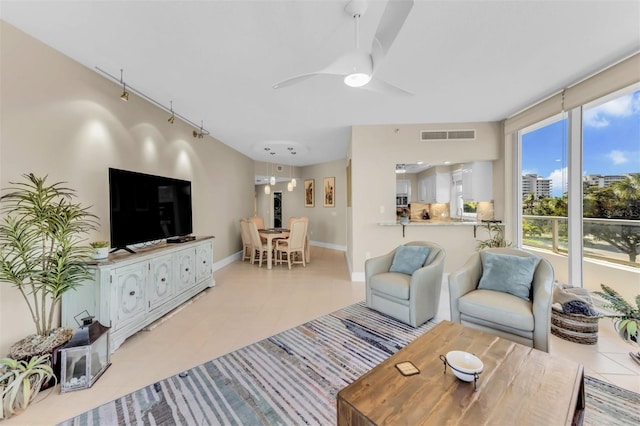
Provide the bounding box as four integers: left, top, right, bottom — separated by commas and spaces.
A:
0, 354, 55, 419
0, 174, 99, 361
593, 284, 640, 365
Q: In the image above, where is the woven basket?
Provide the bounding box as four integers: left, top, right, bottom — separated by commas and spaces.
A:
551, 309, 600, 345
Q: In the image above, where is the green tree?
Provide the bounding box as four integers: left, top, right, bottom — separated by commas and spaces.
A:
583, 175, 639, 263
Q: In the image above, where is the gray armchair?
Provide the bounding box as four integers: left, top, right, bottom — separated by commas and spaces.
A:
448, 247, 554, 352
365, 241, 445, 327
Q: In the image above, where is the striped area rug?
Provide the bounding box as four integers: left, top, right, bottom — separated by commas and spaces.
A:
59, 302, 640, 425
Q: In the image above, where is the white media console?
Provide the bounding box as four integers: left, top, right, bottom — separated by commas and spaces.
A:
61, 236, 215, 353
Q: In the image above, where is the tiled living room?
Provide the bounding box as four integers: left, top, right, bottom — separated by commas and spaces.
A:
2, 247, 638, 425
1, 1, 639, 424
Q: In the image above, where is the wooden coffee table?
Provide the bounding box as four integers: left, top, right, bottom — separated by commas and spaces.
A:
337, 321, 584, 425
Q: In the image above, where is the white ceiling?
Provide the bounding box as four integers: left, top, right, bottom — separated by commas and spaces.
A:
2, 0, 639, 167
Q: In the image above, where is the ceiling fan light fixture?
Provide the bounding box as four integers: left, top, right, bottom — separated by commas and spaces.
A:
344, 72, 371, 88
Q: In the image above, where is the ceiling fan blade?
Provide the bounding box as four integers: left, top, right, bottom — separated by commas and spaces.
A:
362, 77, 413, 96
371, 0, 414, 71
273, 50, 369, 89
273, 72, 326, 89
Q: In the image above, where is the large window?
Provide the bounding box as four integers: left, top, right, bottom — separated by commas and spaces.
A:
518, 86, 639, 272
520, 114, 569, 273
582, 89, 640, 267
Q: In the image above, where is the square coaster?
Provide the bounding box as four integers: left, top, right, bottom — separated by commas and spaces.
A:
395, 361, 420, 376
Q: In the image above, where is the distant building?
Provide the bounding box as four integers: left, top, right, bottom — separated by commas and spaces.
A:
522, 174, 552, 198
583, 174, 629, 188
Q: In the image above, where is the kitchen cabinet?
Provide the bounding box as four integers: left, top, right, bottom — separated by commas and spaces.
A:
419, 172, 450, 203
462, 161, 493, 201
396, 180, 410, 195
61, 237, 215, 353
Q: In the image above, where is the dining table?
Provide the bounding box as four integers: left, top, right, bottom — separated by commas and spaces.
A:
258, 228, 310, 270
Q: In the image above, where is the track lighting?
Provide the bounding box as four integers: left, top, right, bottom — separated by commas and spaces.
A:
96, 66, 211, 137
119, 69, 129, 101
120, 85, 129, 101
192, 121, 205, 139
168, 101, 175, 123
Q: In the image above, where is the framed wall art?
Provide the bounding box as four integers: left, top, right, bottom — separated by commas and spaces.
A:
323, 177, 335, 207
304, 179, 315, 207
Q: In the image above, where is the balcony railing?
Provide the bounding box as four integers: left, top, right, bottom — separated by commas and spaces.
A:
522, 215, 639, 268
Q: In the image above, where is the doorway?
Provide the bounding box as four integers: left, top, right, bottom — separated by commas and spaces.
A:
274, 191, 282, 228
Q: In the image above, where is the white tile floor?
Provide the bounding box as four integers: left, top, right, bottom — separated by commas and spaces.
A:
4, 247, 638, 425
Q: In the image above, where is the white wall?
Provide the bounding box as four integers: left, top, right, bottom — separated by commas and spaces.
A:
349, 122, 503, 279
255, 159, 347, 249
0, 21, 255, 354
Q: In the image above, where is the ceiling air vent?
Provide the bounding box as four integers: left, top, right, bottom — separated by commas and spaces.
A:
421, 129, 476, 141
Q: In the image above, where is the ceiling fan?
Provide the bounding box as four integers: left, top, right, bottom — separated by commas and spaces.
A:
273, 0, 415, 96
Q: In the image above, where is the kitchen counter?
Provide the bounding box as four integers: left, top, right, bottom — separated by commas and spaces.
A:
378, 220, 480, 226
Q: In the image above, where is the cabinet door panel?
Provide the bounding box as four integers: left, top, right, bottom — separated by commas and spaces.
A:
149, 254, 174, 310
114, 264, 146, 327
174, 248, 196, 292
196, 243, 213, 283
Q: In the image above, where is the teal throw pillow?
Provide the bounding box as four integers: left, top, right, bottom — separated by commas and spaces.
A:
478, 251, 541, 301
389, 245, 431, 275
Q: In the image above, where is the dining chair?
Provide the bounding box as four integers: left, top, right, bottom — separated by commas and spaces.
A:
247, 221, 271, 267
287, 216, 297, 230
249, 215, 265, 230
239, 219, 252, 262
275, 218, 307, 269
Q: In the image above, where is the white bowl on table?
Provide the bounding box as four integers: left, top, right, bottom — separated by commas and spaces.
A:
445, 350, 483, 382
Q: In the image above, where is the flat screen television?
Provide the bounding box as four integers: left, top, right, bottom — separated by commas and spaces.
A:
109, 168, 193, 252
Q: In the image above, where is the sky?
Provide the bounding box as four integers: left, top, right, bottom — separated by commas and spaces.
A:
522, 89, 640, 196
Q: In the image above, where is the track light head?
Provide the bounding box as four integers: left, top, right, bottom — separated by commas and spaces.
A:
119, 70, 129, 101
168, 100, 175, 123
193, 121, 205, 138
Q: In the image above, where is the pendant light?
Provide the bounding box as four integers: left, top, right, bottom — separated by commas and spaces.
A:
264, 162, 271, 195
289, 147, 297, 188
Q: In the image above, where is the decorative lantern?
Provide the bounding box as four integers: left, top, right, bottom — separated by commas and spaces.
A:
59, 314, 111, 392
